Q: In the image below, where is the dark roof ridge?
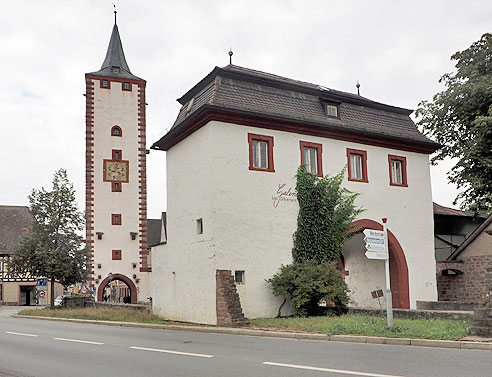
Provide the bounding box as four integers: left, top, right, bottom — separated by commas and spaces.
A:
178, 65, 413, 116
0, 205, 29, 209
448, 212, 492, 260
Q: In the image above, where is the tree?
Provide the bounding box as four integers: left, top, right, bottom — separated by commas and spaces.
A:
10, 169, 88, 308
292, 166, 363, 263
268, 166, 362, 317
416, 33, 492, 213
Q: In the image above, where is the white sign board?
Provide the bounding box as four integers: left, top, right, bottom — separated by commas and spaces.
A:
363, 229, 387, 259
363, 229, 384, 238
365, 251, 388, 260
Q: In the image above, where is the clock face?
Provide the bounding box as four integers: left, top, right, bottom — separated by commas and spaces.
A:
103, 160, 129, 182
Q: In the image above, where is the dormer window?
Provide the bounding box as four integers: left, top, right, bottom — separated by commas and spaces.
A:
112, 66, 120, 73
326, 104, 339, 118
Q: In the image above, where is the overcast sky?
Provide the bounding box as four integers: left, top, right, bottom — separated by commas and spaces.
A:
1, 1, 490, 218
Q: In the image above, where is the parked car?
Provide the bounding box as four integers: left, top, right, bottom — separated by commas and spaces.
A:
54, 296, 65, 307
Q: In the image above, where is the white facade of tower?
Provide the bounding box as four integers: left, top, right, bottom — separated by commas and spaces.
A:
85, 23, 150, 303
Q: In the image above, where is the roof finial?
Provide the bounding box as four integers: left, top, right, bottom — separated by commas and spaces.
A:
356, 80, 361, 96
113, 3, 117, 25
228, 48, 233, 65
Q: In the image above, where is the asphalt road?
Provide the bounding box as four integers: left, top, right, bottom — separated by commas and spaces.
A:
0, 315, 491, 377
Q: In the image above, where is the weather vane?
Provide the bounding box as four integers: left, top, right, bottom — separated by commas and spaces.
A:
113, 3, 117, 24
228, 48, 233, 65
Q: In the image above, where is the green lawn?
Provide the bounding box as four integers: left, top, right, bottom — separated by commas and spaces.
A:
19, 308, 472, 341
19, 307, 170, 325
250, 315, 472, 340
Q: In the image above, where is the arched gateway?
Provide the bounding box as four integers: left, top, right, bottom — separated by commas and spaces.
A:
97, 274, 138, 304
348, 219, 410, 309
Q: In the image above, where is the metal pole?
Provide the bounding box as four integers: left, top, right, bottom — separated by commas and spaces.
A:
383, 218, 394, 327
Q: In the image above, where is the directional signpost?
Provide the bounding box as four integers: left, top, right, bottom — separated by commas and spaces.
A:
363, 221, 393, 327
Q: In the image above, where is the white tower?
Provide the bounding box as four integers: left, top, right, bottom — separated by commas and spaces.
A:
85, 15, 150, 303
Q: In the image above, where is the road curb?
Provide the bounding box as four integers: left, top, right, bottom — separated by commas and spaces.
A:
12, 315, 492, 351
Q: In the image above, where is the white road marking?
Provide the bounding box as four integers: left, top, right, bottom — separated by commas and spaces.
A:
263, 362, 408, 377
5, 331, 38, 337
53, 337, 104, 345
129, 346, 214, 358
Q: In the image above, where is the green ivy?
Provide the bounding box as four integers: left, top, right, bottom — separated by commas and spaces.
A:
292, 166, 363, 264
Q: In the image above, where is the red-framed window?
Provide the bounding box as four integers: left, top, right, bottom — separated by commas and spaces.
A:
100, 79, 110, 89
347, 148, 368, 183
111, 214, 122, 225
111, 125, 122, 137
122, 82, 131, 91
300, 141, 323, 177
248, 133, 275, 172
388, 155, 408, 187
112, 149, 122, 161
112, 250, 122, 260
112, 182, 122, 192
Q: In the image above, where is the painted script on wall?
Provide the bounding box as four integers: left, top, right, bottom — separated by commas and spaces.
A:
272, 183, 297, 207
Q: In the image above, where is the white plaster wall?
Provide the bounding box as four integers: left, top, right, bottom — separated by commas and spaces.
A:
153, 119, 437, 322
152, 125, 217, 324
92, 80, 150, 301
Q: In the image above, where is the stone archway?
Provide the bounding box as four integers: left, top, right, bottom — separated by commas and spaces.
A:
97, 273, 138, 304
349, 219, 410, 309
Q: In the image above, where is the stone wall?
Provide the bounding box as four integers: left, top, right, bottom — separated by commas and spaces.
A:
216, 270, 248, 326
437, 256, 492, 302
471, 260, 492, 336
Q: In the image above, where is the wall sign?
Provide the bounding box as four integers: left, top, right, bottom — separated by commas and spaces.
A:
272, 183, 297, 207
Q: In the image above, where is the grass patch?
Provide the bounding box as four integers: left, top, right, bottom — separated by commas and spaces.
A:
250, 315, 471, 340
18, 307, 170, 325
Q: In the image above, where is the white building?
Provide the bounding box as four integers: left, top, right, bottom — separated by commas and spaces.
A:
85, 18, 150, 303
151, 65, 439, 324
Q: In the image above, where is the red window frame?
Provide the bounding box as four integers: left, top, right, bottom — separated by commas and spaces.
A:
122, 82, 132, 91
111, 214, 122, 225
112, 182, 122, 192
112, 250, 122, 260
111, 125, 122, 137
100, 79, 111, 89
112, 149, 122, 161
248, 133, 275, 172
346, 148, 368, 183
388, 155, 408, 187
300, 141, 323, 177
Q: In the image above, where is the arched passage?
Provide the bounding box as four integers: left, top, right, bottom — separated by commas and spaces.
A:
348, 219, 410, 309
97, 273, 138, 304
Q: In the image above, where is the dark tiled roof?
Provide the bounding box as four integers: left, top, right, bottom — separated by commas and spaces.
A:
155, 65, 438, 151
433, 203, 475, 217
87, 24, 143, 81
147, 214, 165, 248
0, 206, 32, 255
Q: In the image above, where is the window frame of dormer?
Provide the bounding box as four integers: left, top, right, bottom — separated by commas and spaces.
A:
347, 148, 368, 183
299, 141, 323, 177
388, 154, 408, 187
100, 79, 111, 89
248, 133, 275, 172
111, 125, 122, 137
320, 98, 341, 119
122, 82, 132, 91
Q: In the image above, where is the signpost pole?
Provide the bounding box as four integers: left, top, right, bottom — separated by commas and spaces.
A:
382, 218, 394, 327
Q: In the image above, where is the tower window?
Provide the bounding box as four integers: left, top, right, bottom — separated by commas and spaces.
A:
112, 214, 122, 225
248, 133, 275, 172
234, 271, 245, 284
112, 250, 122, 260
112, 182, 121, 192
300, 141, 323, 177
111, 126, 122, 137
112, 66, 120, 73
112, 149, 122, 161
196, 218, 203, 234
347, 148, 368, 183
123, 82, 131, 91
388, 155, 408, 187
101, 79, 110, 89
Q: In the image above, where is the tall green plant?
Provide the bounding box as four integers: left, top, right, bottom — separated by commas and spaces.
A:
10, 169, 89, 308
292, 166, 363, 263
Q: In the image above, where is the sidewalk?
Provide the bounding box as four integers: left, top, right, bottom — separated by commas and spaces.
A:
0, 306, 24, 318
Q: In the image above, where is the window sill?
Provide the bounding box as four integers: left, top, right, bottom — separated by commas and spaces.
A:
249, 166, 275, 173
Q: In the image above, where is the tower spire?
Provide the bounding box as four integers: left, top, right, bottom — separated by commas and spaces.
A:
113, 3, 117, 25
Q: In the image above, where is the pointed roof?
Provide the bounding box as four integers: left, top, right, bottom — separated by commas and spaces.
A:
87, 23, 143, 81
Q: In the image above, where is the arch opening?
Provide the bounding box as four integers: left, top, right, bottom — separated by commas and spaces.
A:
97, 273, 137, 304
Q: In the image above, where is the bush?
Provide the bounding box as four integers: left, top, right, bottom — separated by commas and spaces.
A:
267, 260, 349, 317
